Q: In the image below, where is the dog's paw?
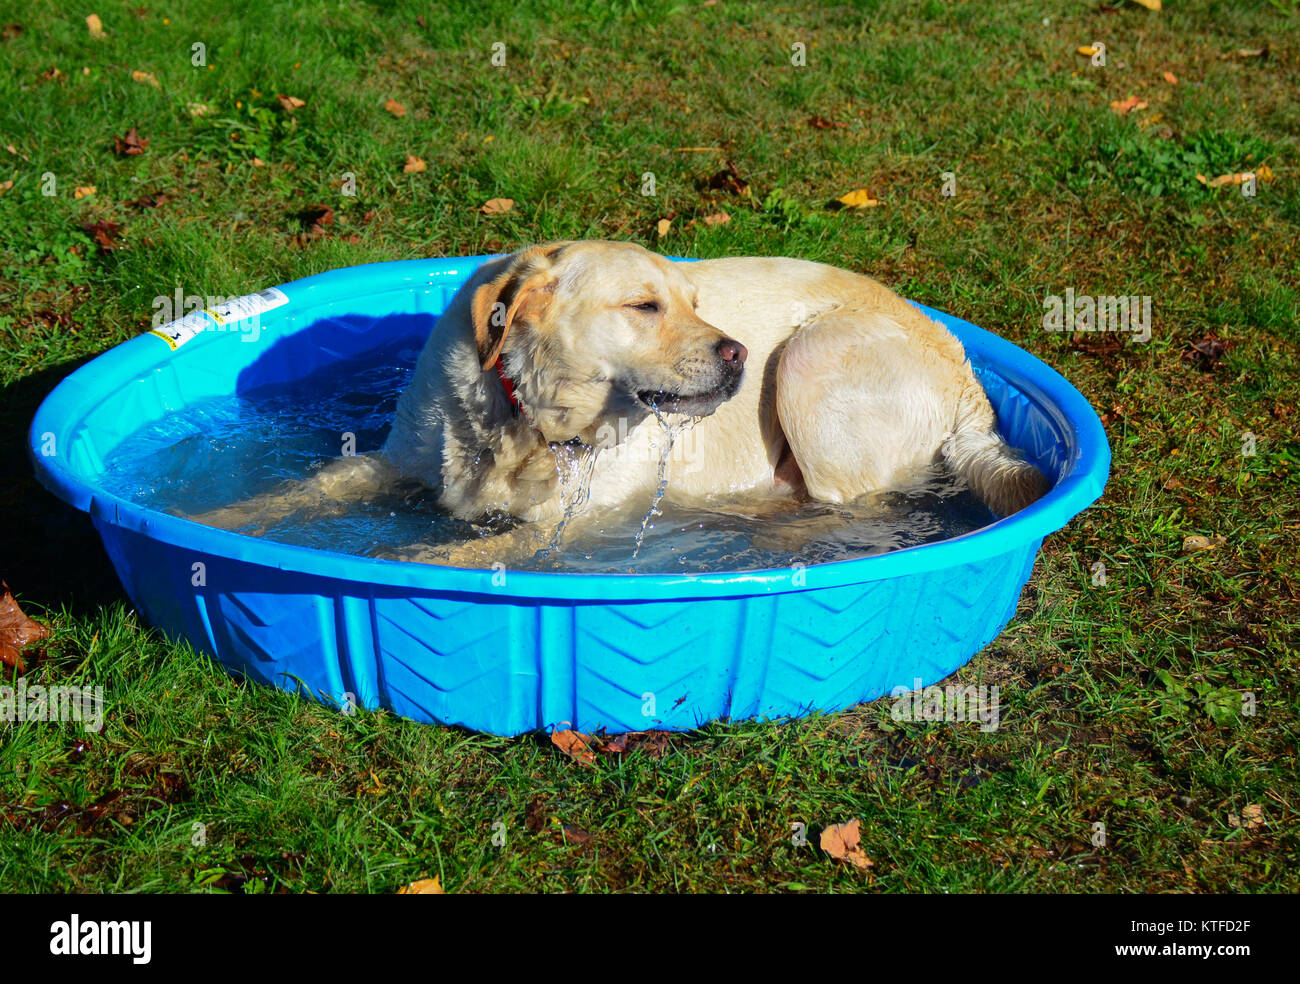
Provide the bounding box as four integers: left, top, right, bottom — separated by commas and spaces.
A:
187, 503, 269, 536
372, 541, 492, 568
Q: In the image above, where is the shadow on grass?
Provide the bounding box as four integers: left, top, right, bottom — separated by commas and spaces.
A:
1, 355, 126, 614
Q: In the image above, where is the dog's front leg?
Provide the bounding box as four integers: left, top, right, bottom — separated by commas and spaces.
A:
374, 520, 567, 569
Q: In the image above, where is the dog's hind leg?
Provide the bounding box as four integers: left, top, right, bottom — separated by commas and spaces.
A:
190, 452, 400, 533
773, 306, 960, 505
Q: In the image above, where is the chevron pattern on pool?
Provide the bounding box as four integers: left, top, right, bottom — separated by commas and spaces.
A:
98, 521, 1040, 735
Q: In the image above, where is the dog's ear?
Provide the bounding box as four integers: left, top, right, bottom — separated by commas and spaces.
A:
471, 242, 571, 371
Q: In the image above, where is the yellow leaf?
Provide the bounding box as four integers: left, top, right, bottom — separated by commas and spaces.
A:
1131, 0, 1161, 10
384, 99, 407, 118
131, 70, 160, 88
656, 218, 671, 238
1077, 46, 1100, 57
403, 155, 427, 173
481, 197, 514, 215
836, 189, 881, 209
74, 185, 96, 199
397, 876, 445, 894
86, 14, 105, 38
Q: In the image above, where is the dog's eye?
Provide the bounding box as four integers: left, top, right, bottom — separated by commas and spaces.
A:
627, 300, 660, 313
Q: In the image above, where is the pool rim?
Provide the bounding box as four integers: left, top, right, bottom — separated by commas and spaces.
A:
28, 255, 1110, 602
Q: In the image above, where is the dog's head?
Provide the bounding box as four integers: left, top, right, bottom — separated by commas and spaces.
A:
470, 240, 747, 445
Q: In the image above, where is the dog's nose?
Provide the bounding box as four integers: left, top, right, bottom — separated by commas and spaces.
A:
716, 339, 748, 365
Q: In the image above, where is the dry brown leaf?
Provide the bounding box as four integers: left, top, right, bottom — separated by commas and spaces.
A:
701, 211, 730, 225
656, 218, 672, 238
73, 185, 95, 199
250, 157, 266, 167
277, 94, 306, 112
551, 729, 596, 766
820, 818, 873, 870
113, 126, 148, 157
131, 70, 159, 88
1110, 96, 1149, 115
1241, 804, 1265, 830
1131, 0, 1161, 10
396, 876, 445, 894
384, 98, 407, 118
1182, 534, 1226, 554
1162, 71, 1178, 84
402, 155, 426, 173
86, 14, 105, 38
0, 179, 12, 195
81, 219, 123, 251
0, 582, 51, 672
481, 197, 514, 215
836, 189, 882, 209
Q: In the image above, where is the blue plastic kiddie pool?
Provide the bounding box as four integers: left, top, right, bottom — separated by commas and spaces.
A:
29, 256, 1109, 736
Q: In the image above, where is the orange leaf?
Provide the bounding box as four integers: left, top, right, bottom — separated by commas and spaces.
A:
820, 818, 874, 870
403, 155, 426, 173
277, 94, 306, 112
384, 99, 407, 118
481, 197, 514, 215
1109, 96, 1149, 115
551, 729, 596, 766
131, 70, 160, 88
396, 876, 445, 894
0, 582, 51, 673
86, 14, 105, 38
73, 185, 96, 199
1162, 71, 1178, 84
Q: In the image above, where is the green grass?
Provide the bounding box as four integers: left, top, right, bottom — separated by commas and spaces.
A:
2, 0, 1299, 892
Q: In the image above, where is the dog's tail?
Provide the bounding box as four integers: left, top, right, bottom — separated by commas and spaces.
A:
941, 373, 1050, 517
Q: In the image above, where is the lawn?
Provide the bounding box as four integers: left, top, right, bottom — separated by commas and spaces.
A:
1, 0, 1297, 893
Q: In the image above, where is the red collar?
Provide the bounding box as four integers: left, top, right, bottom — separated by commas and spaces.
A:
493, 356, 522, 416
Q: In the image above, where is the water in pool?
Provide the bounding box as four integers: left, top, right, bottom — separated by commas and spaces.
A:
99, 338, 997, 573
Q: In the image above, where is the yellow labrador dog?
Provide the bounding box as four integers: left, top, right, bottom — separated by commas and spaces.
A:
198, 241, 1047, 564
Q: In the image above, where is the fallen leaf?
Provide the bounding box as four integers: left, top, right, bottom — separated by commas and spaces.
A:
561, 825, 593, 845
73, 185, 95, 199
808, 114, 848, 130
820, 818, 873, 870
277, 94, 305, 112
836, 189, 882, 209
1241, 804, 1265, 830
1077, 45, 1101, 57
1181, 534, 1226, 554
86, 14, 104, 38
597, 730, 672, 757
186, 102, 212, 117
481, 197, 514, 215
81, 219, 123, 251
1130, 0, 1161, 10
402, 154, 426, 173
297, 204, 334, 237
1110, 96, 1149, 115
125, 192, 169, 208
703, 160, 749, 196
1184, 333, 1230, 369
656, 217, 672, 238
384, 98, 407, 118
1, 23, 22, 41
113, 126, 148, 157
41, 66, 64, 82
701, 211, 730, 225
0, 582, 51, 672
551, 729, 596, 766
249, 157, 266, 167
131, 70, 159, 88
1162, 71, 1178, 84
0, 179, 12, 195
396, 876, 445, 894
